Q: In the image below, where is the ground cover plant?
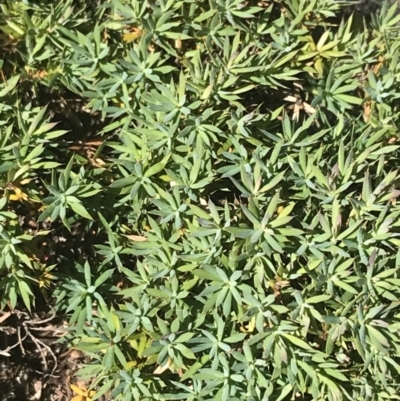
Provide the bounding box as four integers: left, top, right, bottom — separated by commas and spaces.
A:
1, 0, 400, 400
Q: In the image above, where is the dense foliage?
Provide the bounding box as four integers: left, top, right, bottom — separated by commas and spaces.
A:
2, 0, 400, 400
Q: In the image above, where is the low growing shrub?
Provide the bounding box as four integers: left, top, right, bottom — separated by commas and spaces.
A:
1, 0, 400, 400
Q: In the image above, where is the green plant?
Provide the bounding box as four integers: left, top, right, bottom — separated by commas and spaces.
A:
2, 1, 400, 401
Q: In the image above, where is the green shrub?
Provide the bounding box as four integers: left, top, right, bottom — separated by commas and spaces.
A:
1, 0, 400, 400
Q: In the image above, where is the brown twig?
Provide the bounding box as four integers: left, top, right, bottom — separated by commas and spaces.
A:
26, 312, 56, 325
1, 310, 61, 380
0, 329, 28, 355
26, 330, 48, 371
29, 325, 66, 337
17, 326, 26, 355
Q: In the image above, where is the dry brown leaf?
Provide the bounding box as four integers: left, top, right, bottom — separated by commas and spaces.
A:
274, 280, 290, 290
0, 311, 11, 324
19, 178, 31, 185
123, 234, 148, 242
175, 38, 182, 51
68, 140, 103, 151
93, 158, 106, 167
31, 70, 47, 79
363, 101, 372, 123
285, 94, 316, 120
303, 102, 316, 115
103, 29, 110, 43
154, 358, 172, 375
373, 55, 384, 74
32, 380, 42, 401
293, 82, 304, 90
69, 349, 83, 360
269, 278, 290, 297
293, 103, 301, 121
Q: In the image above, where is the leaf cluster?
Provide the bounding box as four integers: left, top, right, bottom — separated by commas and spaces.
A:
1, 1, 400, 401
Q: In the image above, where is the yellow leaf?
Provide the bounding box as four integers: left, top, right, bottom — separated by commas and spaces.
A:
249, 316, 256, 332
9, 187, 29, 202
278, 203, 295, 218
70, 384, 86, 396
314, 57, 323, 78
39, 272, 54, 288
201, 84, 213, 100
126, 360, 138, 369
111, 311, 121, 331
240, 316, 256, 333
159, 174, 172, 182
70, 383, 95, 401
123, 27, 143, 43
316, 30, 330, 51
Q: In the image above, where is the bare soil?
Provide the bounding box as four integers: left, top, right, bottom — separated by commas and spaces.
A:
0, 310, 83, 401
